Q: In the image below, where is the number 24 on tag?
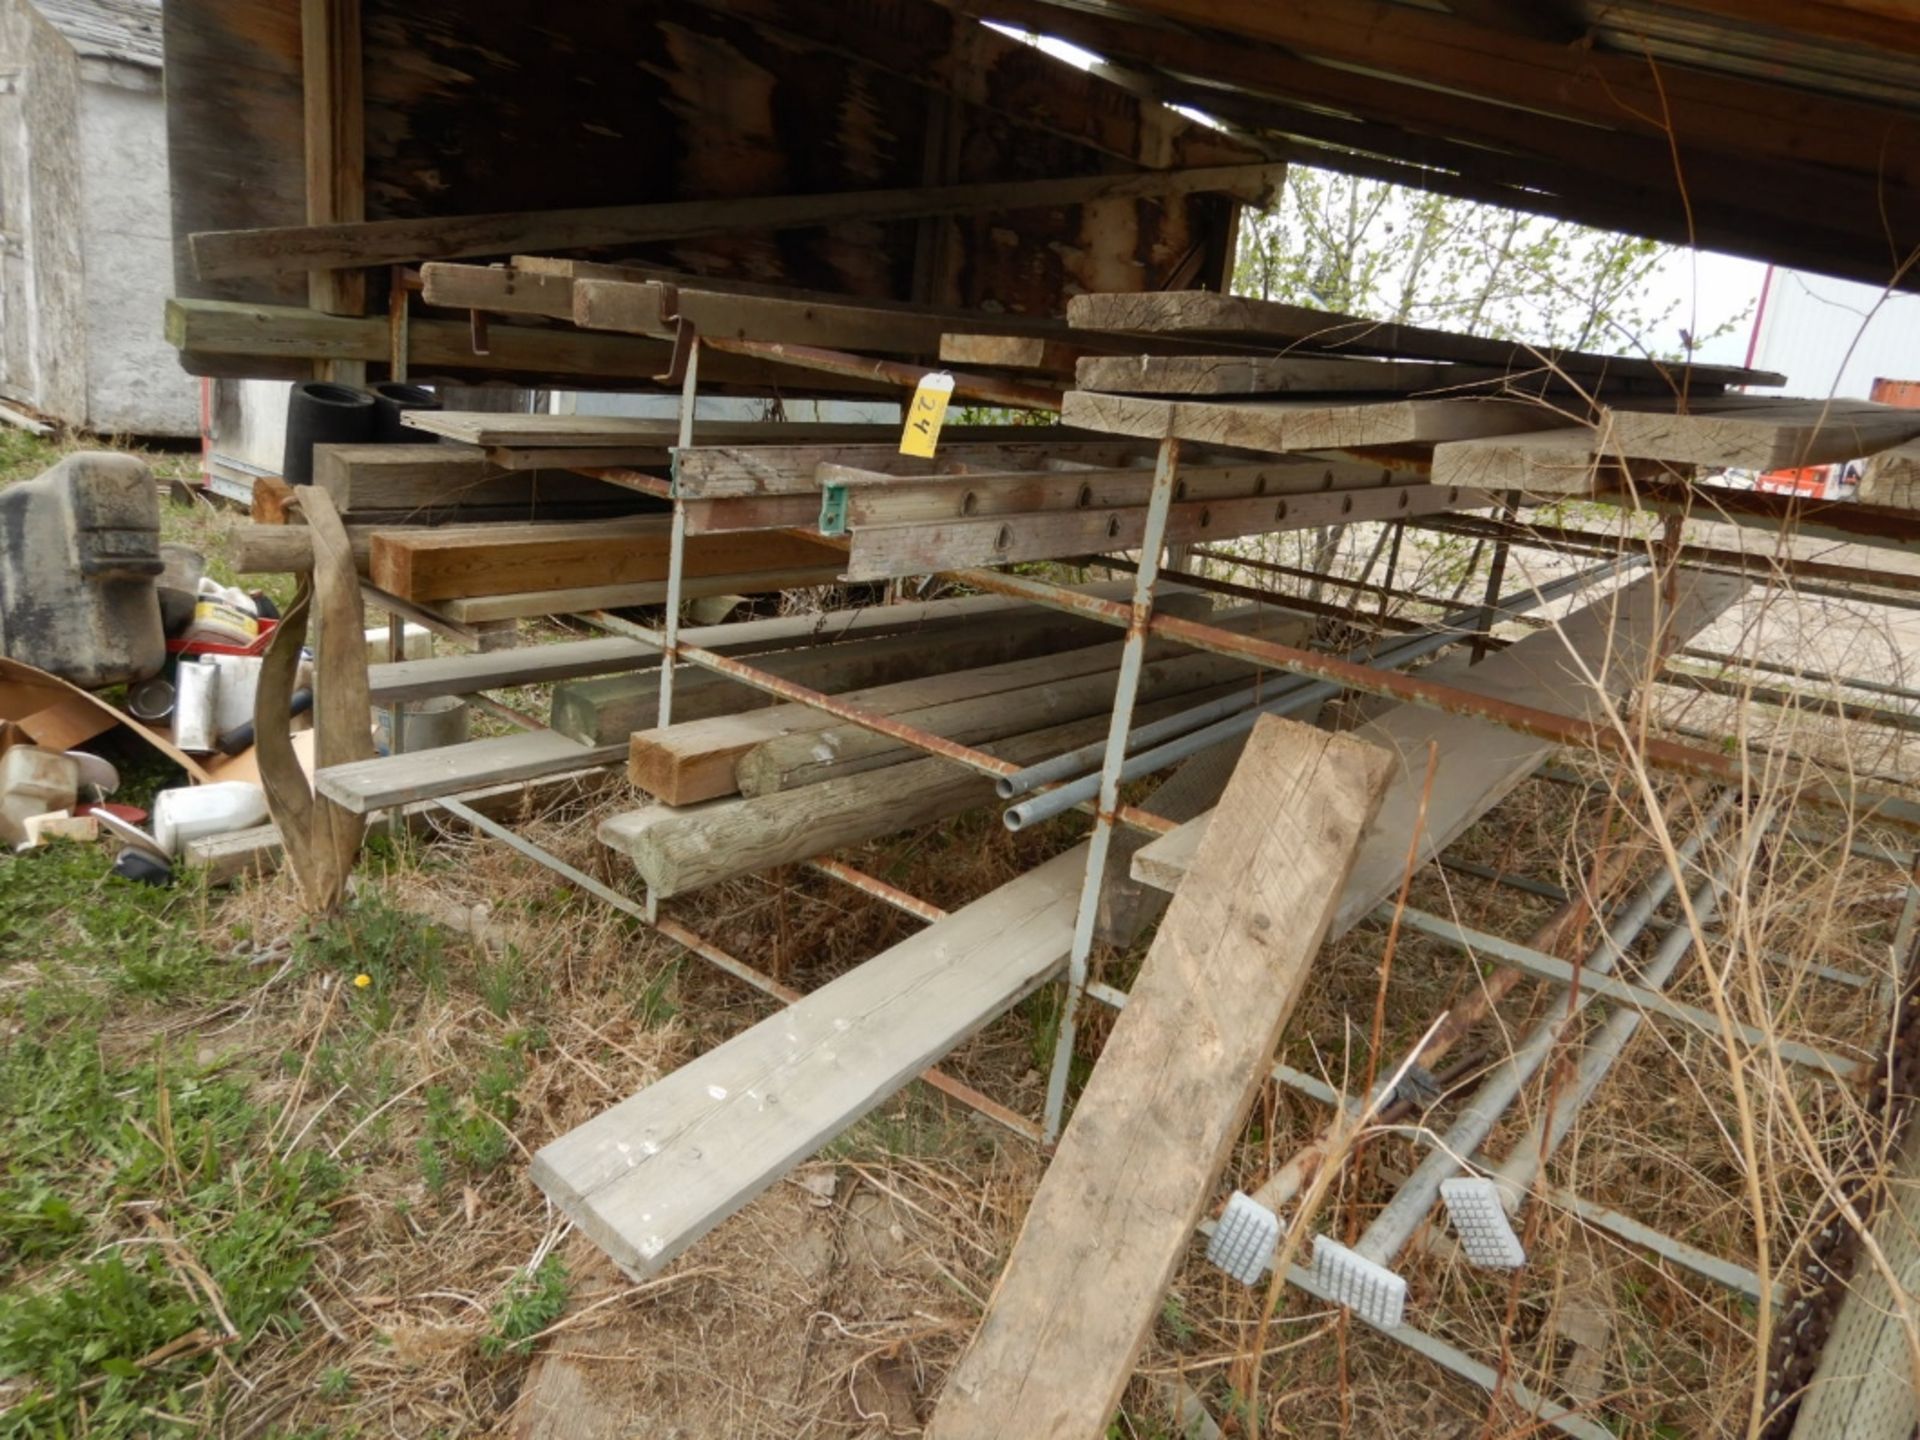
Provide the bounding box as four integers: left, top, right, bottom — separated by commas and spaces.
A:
900, 372, 956, 458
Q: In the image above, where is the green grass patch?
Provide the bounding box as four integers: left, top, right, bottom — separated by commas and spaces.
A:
0, 1024, 341, 1435
0, 842, 345, 1434
480, 1254, 569, 1359
0, 840, 227, 998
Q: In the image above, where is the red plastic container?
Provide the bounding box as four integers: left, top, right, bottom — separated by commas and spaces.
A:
165, 618, 279, 659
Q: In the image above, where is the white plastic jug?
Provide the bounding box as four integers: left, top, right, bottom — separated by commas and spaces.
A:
152, 781, 268, 855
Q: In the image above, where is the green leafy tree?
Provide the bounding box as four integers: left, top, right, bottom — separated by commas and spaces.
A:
1234, 167, 1744, 361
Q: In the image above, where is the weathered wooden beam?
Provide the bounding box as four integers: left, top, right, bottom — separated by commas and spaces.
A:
1076, 352, 1510, 396
702, 335, 1064, 411
367, 517, 845, 603
940, 333, 1087, 373
732, 618, 1301, 794
1065, 291, 1782, 390
407, 414, 900, 449
315, 731, 629, 814
1862, 440, 1920, 511
1602, 400, 1920, 471
166, 300, 876, 390
301, 0, 365, 383
529, 845, 1089, 1279
819, 457, 1411, 531
189, 163, 1286, 279
842, 481, 1476, 580
311, 442, 654, 515
1059, 388, 1567, 453
601, 685, 1218, 896
628, 635, 1169, 806
671, 438, 1154, 499
553, 601, 1132, 746
1429, 426, 1673, 495
417, 262, 576, 319
925, 717, 1391, 1439
572, 279, 955, 356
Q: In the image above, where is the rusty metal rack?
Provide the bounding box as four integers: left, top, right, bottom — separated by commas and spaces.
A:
421, 332, 1920, 1440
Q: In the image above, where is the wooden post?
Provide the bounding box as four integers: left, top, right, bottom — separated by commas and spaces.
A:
926, 716, 1394, 1439
302, 0, 366, 385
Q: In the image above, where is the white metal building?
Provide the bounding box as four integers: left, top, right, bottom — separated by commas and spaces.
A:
1745, 266, 1920, 402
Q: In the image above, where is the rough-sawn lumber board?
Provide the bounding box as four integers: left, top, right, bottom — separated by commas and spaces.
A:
1064, 291, 1781, 389
367, 517, 844, 602
1602, 399, 1920, 471
1060, 388, 1562, 453
926, 717, 1393, 1439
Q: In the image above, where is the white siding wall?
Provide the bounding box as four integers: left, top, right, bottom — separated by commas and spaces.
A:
1747, 268, 1920, 401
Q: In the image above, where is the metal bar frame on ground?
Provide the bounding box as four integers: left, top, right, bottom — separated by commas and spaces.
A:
364, 342, 1920, 1440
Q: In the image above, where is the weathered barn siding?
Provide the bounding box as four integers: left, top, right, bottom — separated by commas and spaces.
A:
163, 0, 1250, 317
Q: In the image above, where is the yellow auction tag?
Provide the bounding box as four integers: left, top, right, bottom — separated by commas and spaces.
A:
899, 371, 956, 457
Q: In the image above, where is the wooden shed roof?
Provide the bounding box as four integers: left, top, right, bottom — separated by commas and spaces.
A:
952, 0, 1920, 288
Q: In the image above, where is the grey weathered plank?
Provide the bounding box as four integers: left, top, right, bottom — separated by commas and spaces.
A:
670, 438, 1153, 499
1132, 570, 1748, 911
1064, 291, 1782, 389
842, 481, 1474, 579
554, 599, 1137, 747
1429, 425, 1673, 494
599, 696, 1216, 897
1075, 352, 1507, 396
314, 731, 626, 813
1060, 388, 1563, 453
529, 845, 1090, 1277
821, 456, 1410, 530
1603, 399, 1920, 470
369, 637, 656, 705
1789, 1105, 1920, 1438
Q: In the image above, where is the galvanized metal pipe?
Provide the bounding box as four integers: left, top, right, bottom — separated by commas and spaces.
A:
1354, 789, 1746, 1266
1043, 436, 1184, 1143
1388, 904, 1861, 1077
655, 338, 701, 730
1001, 555, 1637, 828
1490, 804, 1788, 1211
1000, 555, 1631, 802
1438, 854, 1873, 990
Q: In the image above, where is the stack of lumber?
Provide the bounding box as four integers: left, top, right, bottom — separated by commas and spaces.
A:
525, 566, 1745, 1338
601, 602, 1313, 898
304, 582, 1202, 821
1054, 290, 1920, 519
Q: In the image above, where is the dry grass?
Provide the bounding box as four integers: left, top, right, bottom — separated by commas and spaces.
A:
5, 444, 1917, 1437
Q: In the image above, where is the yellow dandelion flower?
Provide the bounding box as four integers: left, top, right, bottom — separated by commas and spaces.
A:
353, 973, 372, 988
